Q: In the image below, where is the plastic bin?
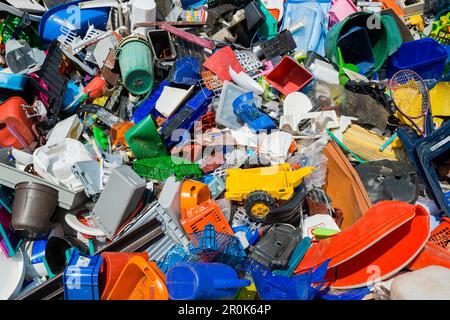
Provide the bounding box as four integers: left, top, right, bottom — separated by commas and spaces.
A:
387, 38, 448, 79
63, 252, 103, 300
266, 56, 314, 96
106, 256, 168, 300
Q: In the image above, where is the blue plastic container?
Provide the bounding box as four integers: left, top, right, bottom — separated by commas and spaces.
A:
63, 251, 103, 300
166, 262, 251, 300
388, 38, 448, 80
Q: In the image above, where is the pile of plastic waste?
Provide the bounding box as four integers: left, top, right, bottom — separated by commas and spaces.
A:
0, 0, 449, 301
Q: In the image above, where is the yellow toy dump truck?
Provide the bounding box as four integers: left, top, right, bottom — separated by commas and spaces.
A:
225, 164, 315, 221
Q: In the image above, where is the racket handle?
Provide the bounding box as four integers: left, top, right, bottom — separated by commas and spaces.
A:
379, 132, 398, 152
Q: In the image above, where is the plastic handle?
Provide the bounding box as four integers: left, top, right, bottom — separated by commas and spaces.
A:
212, 278, 251, 289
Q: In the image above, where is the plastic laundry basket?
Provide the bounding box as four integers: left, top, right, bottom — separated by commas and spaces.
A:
387, 38, 448, 79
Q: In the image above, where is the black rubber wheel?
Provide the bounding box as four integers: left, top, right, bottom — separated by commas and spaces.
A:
244, 190, 276, 222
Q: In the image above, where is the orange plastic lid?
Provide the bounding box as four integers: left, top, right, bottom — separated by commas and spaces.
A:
295, 201, 421, 273
326, 205, 429, 289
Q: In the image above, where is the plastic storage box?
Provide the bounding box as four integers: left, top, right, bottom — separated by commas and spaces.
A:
387, 38, 448, 79
63, 252, 103, 300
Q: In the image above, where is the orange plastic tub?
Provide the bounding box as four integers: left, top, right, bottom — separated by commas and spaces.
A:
180, 179, 211, 213
0, 97, 35, 149
99, 252, 149, 300
105, 256, 168, 300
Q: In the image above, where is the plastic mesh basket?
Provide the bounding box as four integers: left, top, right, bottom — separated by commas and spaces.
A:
429, 217, 450, 252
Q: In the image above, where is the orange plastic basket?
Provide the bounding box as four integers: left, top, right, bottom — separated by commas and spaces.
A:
429, 217, 450, 252
181, 199, 233, 238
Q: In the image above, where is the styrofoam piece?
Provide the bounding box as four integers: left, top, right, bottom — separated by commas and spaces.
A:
302, 214, 340, 240
46, 115, 83, 146
216, 81, 262, 130
155, 85, 194, 118
229, 67, 264, 95
259, 131, 294, 164
33, 138, 92, 191
0, 248, 25, 300
64, 211, 106, 237
131, 0, 156, 35
283, 92, 313, 117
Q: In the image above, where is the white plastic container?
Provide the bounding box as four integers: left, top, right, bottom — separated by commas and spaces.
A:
0, 248, 25, 300
131, 0, 157, 36
33, 138, 92, 191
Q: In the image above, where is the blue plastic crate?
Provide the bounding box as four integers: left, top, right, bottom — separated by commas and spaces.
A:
388, 38, 448, 80
63, 251, 103, 300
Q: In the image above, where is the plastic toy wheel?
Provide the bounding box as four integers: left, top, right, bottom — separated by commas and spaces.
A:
245, 191, 276, 222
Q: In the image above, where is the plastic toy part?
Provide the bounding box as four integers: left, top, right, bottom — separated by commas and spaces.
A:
265, 56, 314, 96
225, 164, 315, 220
133, 156, 203, 182
249, 223, 301, 269
166, 262, 251, 300
180, 179, 211, 214
0, 96, 36, 150
106, 256, 168, 300
181, 199, 234, 237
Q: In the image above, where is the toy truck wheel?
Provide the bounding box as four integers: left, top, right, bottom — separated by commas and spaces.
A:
245, 191, 276, 222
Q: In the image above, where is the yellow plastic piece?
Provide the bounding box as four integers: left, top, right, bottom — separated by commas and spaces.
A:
409, 15, 424, 32
251, 203, 271, 217
93, 96, 108, 107
225, 164, 315, 203
430, 82, 450, 128
235, 281, 257, 300
343, 125, 401, 161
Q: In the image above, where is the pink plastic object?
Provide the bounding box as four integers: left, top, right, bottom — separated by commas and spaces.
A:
329, 0, 358, 27
161, 23, 215, 50
203, 46, 246, 82
265, 56, 314, 96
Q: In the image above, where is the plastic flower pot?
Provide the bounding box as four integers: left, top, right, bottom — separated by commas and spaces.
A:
11, 182, 58, 239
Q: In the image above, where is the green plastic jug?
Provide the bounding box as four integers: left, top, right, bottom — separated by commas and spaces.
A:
124, 115, 166, 159
116, 35, 155, 96
325, 12, 402, 73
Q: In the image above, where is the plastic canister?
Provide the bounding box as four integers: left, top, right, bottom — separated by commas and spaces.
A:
116, 35, 154, 96
0, 96, 36, 150
131, 0, 156, 36
166, 262, 251, 300
11, 182, 59, 239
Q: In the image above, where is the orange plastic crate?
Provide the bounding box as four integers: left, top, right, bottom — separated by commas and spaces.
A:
429, 217, 450, 252
181, 199, 233, 238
